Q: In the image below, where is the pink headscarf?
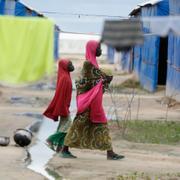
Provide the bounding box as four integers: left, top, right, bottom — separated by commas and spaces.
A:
85, 40, 99, 68
77, 40, 107, 124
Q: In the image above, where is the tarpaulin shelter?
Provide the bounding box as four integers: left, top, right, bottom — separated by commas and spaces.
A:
129, 0, 169, 92
127, 0, 180, 101
0, 0, 60, 60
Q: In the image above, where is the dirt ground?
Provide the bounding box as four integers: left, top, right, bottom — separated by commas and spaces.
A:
0, 59, 180, 180
0, 86, 47, 180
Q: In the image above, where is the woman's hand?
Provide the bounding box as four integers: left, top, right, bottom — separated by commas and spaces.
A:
106, 75, 113, 83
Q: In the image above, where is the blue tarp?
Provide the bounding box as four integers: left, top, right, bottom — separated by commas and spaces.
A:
169, 0, 180, 15
133, 45, 141, 78
121, 15, 141, 74
133, 0, 169, 92
107, 46, 115, 64
0, 0, 59, 60
140, 36, 160, 91
166, 0, 180, 100
121, 50, 133, 73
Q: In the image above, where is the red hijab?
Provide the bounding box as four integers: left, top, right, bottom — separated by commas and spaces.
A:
43, 59, 72, 121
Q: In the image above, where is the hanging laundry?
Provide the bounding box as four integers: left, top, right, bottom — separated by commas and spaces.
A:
101, 19, 144, 51
0, 16, 54, 84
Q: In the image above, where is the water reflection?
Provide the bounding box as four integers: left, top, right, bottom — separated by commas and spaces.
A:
27, 91, 77, 179
27, 117, 57, 180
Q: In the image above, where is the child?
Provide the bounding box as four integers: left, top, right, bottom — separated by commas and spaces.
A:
43, 59, 75, 156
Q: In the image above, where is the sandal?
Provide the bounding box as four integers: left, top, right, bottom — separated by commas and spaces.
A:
56, 146, 62, 153
59, 151, 77, 158
107, 153, 125, 160
45, 141, 56, 151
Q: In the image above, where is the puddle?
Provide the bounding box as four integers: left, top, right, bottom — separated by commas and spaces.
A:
26, 91, 77, 180
27, 117, 58, 180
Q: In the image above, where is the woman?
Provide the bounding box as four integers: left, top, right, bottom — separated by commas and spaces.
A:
61, 40, 125, 160
43, 59, 75, 154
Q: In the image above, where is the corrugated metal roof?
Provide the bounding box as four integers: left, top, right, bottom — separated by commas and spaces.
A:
19, 0, 60, 30
129, 0, 163, 16
139, 0, 162, 7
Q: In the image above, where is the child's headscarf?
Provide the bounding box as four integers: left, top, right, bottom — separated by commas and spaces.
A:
43, 59, 72, 121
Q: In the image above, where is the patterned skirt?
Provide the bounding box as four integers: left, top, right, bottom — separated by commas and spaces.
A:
64, 110, 112, 151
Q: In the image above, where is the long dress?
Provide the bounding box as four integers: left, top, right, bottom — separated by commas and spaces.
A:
43, 59, 72, 150
64, 61, 113, 151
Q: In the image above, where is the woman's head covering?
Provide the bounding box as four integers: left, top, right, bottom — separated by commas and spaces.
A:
85, 40, 100, 68
43, 58, 72, 121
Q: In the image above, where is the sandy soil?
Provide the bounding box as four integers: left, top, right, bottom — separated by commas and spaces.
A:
0, 59, 179, 180
0, 85, 50, 180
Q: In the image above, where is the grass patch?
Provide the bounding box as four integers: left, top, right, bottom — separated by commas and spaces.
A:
109, 78, 148, 94
119, 79, 141, 89
109, 120, 180, 145
116, 172, 180, 180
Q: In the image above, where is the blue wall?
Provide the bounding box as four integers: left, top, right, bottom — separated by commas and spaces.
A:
166, 0, 180, 100
133, 0, 169, 92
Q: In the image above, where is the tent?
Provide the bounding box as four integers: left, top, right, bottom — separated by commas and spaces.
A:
0, 0, 60, 60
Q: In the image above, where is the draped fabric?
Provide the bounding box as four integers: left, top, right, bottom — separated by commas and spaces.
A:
43, 59, 72, 121
0, 16, 54, 84
85, 40, 99, 68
